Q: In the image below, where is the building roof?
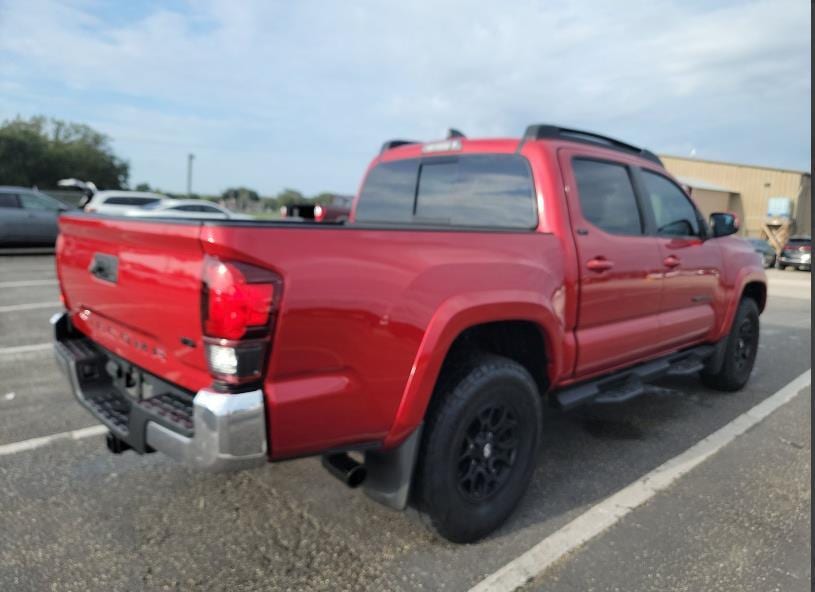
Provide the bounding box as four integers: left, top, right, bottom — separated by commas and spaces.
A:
661, 154, 810, 177
675, 176, 737, 193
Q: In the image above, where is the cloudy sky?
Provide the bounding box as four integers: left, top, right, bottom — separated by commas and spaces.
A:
0, 0, 810, 195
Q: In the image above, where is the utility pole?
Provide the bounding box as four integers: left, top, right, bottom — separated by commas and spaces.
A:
187, 153, 195, 197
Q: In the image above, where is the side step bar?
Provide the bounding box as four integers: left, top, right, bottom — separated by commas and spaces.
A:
555, 345, 714, 411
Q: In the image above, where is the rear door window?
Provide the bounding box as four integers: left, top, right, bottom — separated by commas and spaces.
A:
0, 194, 20, 208
19, 192, 61, 210
572, 159, 643, 235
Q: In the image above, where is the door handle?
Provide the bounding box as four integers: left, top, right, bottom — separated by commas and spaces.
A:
663, 255, 681, 268
587, 257, 614, 272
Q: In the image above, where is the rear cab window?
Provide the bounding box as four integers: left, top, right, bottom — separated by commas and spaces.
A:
355, 154, 537, 229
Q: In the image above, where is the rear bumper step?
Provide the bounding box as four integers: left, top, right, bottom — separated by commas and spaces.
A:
555, 345, 714, 410
51, 312, 267, 471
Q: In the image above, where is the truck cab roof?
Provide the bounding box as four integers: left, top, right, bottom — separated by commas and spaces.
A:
377, 124, 662, 168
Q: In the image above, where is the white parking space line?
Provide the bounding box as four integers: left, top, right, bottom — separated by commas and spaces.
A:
0, 301, 60, 313
0, 279, 58, 288
0, 343, 52, 355
0, 425, 107, 457
470, 368, 812, 592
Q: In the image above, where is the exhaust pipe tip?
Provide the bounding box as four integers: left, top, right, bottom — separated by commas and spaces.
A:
321, 453, 367, 488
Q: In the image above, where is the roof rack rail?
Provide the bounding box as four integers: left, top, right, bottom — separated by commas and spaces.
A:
518, 124, 662, 165
380, 139, 419, 153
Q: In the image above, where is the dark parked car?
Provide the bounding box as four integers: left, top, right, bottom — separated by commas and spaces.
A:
746, 237, 776, 269
280, 194, 352, 222
0, 187, 71, 246
777, 235, 812, 271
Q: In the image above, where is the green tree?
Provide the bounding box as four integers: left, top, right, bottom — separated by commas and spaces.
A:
134, 182, 152, 192
312, 192, 336, 205
0, 116, 129, 189
221, 186, 260, 212
221, 187, 260, 202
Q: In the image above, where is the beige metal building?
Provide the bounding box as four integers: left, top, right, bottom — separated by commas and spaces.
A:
661, 155, 812, 238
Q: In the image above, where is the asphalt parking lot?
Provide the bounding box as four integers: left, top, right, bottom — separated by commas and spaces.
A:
0, 254, 810, 592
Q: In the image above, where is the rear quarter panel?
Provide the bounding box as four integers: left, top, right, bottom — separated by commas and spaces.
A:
200, 224, 566, 458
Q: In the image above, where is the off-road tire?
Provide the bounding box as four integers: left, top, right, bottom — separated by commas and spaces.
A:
702, 298, 760, 392
414, 354, 542, 543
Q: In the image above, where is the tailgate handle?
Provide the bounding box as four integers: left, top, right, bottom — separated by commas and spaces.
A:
89, 253, 119, 283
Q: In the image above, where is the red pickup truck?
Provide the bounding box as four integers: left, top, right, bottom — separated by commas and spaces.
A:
52, 124, 766, 542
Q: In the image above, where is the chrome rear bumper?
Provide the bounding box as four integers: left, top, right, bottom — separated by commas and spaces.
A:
144, 389, 267, 471
51, 312, 267, 471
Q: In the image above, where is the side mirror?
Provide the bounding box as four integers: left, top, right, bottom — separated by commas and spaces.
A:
709, 212, 738, 237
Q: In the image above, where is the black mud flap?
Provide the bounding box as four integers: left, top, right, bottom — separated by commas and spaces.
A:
363, 425, 423, 511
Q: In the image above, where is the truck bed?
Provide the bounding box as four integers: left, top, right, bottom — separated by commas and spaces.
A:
57, 214, 566, 458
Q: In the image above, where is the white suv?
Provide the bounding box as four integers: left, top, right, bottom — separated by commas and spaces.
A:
125, 199, 251, 220
84, 191, 169, 215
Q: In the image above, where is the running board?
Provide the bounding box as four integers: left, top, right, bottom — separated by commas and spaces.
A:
555, 345, 714, 411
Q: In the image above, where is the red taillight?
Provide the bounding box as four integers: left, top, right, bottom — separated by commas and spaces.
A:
314, 204, 325, 222
802, 245, 812, 252
201, 256, 282, 386
203, 259, 277, 340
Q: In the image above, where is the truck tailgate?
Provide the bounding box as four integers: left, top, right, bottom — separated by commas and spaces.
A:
57, 215, 210, 392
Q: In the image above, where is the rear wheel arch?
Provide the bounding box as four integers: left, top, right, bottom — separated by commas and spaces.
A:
434, 320, 552, 400
384, 301, 564, 448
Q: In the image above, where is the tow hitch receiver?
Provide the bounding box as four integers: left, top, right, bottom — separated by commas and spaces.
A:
106, 431, 132, 454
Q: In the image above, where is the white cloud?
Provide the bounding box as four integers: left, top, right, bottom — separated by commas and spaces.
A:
0, 0, 809, 194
